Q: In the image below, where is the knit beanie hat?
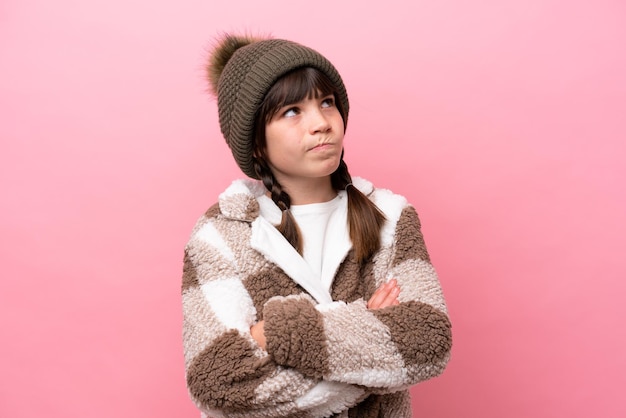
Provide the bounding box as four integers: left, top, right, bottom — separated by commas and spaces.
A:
206, 34, 350, 179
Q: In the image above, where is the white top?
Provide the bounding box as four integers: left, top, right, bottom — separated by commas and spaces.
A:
257, 191, 351, 292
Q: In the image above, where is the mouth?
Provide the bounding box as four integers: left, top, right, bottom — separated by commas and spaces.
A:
308, 142, 334, 151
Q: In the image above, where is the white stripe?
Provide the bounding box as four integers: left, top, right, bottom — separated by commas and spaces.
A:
295, 380, 366, 413
195, 222, 235, 262
315, 301, 346, 313
370, 188, 407, 247
326, 367, 409, 388
201, 278, 256, 333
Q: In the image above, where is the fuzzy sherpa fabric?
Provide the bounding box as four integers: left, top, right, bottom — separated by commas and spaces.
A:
182, 177, 452, 417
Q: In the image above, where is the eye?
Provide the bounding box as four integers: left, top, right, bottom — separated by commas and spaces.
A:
282, 107, 299, 118
321, 96, 335, 108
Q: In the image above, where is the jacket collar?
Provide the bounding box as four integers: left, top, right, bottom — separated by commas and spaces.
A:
218, 178, 373, 304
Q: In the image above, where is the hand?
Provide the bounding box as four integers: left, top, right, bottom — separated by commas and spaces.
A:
250, 320, 267, 350
367, 279, 401, 310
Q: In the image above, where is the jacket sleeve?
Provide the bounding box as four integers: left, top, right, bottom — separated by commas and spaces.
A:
182, 209, 368, 417
262, 203, 452, 390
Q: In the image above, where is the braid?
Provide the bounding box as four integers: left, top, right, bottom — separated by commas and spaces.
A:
253, 157, 303, 254
332, 156, 386, 264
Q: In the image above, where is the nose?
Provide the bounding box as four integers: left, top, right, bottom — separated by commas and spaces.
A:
308, 108, 331, 134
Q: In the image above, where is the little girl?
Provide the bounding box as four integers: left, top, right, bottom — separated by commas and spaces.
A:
182, 34, 452, 418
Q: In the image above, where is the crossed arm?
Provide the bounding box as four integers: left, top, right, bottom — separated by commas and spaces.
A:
183, 205, 451, 416
250, 279, 401, 350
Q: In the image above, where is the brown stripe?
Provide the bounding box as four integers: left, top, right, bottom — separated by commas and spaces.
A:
243, 265, 305, 320
372, 301, 452, 367
181, 249, 199, 292
186, 329, 273, 411
393, 206, 430, 265
347, 391, 411, 418
182, 203, 222, 292
205, 202, 222, 219
347, 394, 382, 418
264, 296, 329, 379
330, 250, 377, 303
277, 409, 310, 418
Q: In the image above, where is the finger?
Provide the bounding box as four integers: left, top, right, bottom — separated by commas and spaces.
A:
367, 289, 385, 309
367, 285, 389, 309
250, 321, 266, 350
378, 285, 400, 309
368, 280, 397, 309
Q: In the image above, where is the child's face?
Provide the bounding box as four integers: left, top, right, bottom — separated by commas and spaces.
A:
264, 93, 344, 185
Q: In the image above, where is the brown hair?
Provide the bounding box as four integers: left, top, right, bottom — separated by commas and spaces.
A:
252, 67, 386, 263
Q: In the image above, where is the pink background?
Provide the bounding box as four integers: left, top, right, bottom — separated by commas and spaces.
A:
2, 0, 625, 417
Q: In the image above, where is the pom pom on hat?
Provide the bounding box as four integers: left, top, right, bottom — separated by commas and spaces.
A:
206, 34, 262, 96
206, 33, 349, 179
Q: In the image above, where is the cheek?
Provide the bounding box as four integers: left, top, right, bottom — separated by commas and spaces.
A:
265, 122, 291, 147
333, 113, 345, 134
264, 137, 293, 168
265, 125, 301, 157
264, 127, 280, 158
334, 116, 345, 141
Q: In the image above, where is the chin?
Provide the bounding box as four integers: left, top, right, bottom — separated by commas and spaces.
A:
326, 155, 342, 169
323, 162, 342, 177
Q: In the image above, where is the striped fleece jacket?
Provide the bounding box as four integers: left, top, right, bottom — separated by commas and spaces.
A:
182, 177, 452, 417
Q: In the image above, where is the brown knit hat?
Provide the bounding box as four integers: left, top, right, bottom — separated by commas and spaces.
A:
206, 34, 350, 179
